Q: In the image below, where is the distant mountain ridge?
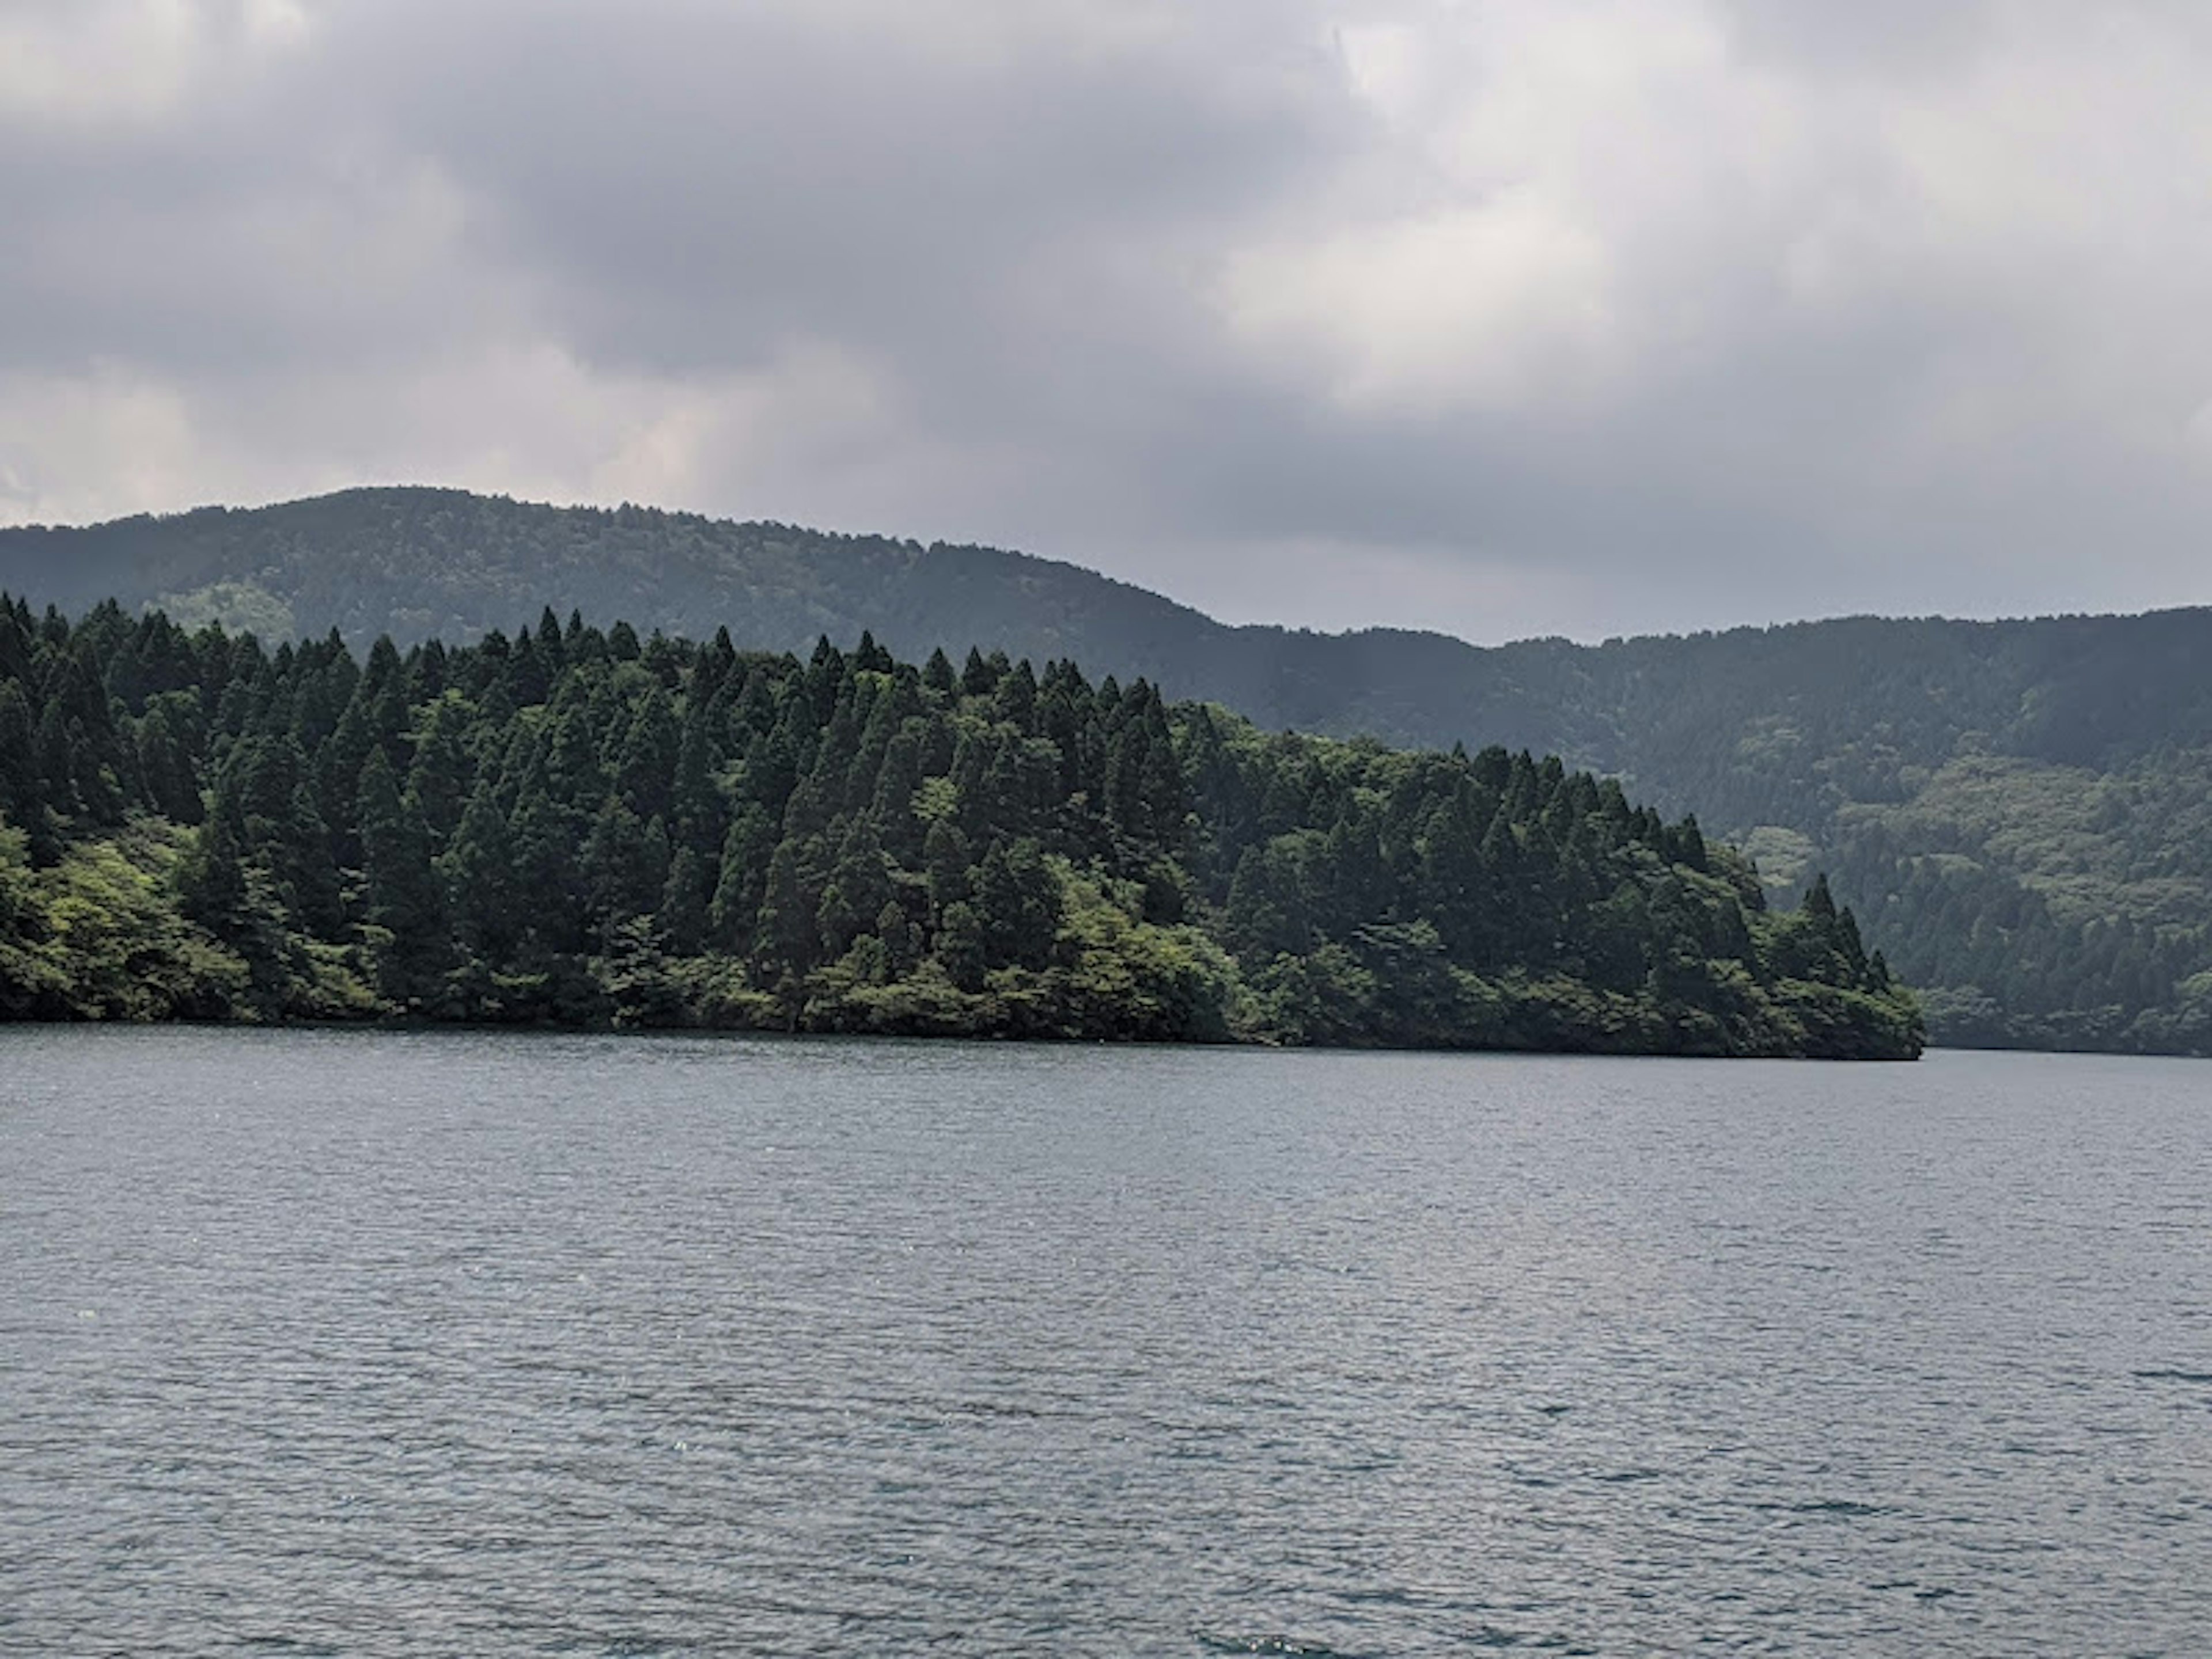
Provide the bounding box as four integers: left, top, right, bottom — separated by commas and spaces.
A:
0, 487, 1593, 748
4, 486, 2210, 1053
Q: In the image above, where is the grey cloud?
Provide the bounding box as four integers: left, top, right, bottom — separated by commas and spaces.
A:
336, 1, 1343, 372
2, 0, 2210, 642
1715, 0, 1996, 78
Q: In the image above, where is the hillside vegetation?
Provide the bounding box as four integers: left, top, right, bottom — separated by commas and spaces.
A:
2, 487, 2204, 1051
0, 597, 1918, 1058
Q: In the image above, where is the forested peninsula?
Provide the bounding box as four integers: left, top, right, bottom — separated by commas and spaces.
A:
0, 597, 1922, 1058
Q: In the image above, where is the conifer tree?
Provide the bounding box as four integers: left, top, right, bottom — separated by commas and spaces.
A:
358, 747, 449, 1005
442, 779, 521, 962
0, 596, 1926, 1056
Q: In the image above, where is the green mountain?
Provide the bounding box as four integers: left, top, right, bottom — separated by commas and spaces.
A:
2, 486, 2205, 1053
0, 599, 1918, 1057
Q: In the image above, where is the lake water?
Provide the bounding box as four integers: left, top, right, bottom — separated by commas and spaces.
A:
2, 1031, 2207, 1656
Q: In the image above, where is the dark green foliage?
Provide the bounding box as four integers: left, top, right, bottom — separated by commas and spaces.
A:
0, 593, 1918, 1055
7, 488, 2206, 1050
357, 746, 450, 1007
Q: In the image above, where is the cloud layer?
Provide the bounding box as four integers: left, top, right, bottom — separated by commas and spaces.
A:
5, 0, 2210, 640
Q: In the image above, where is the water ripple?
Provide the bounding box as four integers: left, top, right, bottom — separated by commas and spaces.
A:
2, 1031, 2209, 1654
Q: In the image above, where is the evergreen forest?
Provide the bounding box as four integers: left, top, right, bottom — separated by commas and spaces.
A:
5, 488, 2205, 1052
0, 596, 1921, 1058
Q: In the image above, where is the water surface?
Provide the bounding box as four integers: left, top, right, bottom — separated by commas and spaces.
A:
3, 1031, 2207, 1654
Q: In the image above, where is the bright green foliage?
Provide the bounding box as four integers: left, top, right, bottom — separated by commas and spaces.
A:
0, 593, 1919, 1055
1, 816, 248, 1020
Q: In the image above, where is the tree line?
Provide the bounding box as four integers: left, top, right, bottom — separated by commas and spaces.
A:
0, 596, 1922, 1056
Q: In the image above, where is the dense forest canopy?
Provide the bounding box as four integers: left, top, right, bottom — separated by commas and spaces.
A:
0, 596, 1919, 1058
1, 488, 2204, 1051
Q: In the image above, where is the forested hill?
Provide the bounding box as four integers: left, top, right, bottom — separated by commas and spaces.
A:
3, 488, 2209, 1052
0, 488, 1242, 694
0, 597, 1919, 1058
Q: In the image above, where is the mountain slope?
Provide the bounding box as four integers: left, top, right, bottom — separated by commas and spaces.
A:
0, 488, 1633, 748
3, 487, 2208, 1052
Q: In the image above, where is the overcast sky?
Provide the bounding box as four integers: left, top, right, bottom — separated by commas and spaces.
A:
3, 0, 2210, 641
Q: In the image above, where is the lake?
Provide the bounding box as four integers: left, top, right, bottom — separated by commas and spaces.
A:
2, 1030, 2207, 1655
